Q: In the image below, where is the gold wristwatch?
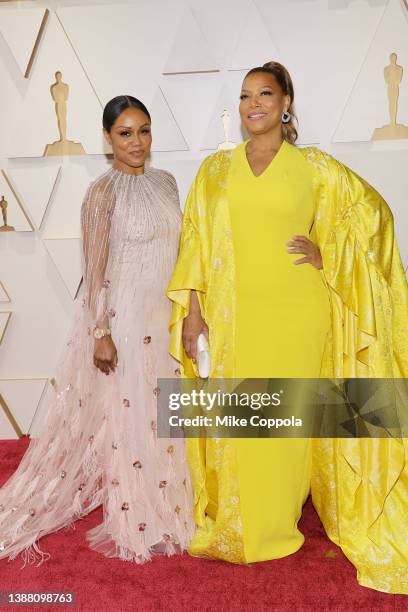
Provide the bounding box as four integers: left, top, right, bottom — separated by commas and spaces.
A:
93, 327, 111, 340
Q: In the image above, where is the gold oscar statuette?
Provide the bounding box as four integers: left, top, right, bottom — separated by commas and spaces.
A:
44, 71, 86, 156
218, 108, 236, 150
372, 53, 408, 141
0, 196, 15, 232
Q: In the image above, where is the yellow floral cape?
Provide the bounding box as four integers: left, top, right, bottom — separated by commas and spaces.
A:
167, 146, 408, 593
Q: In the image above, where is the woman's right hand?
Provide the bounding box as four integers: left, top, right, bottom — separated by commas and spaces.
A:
182, 312, 209, 361
93, 336, 118, 375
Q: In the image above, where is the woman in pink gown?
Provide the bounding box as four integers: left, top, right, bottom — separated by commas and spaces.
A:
0, 96, 194, 565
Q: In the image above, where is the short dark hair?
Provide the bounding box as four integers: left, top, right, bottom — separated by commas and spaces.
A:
102, 95, 151, 132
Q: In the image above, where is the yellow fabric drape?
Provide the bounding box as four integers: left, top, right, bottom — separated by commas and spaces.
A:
167, 145, 408, 592
305, 148, 408, 593
167, 152, 245, 562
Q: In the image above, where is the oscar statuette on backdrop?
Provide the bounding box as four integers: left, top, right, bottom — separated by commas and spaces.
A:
44, 71, 86, 156
372, 53, 408, 140
0, 197, 14, 232
217, 108, 237, 150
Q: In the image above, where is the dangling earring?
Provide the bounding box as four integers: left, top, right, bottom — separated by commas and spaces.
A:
282, 111, 291, 124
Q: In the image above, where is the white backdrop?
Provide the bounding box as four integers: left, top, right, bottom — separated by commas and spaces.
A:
0, 0, 407, 438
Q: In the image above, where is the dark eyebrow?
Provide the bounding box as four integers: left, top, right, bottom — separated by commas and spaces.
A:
241, 86, 273, 92
116, 123, 150, 130
115, 123, 150, 129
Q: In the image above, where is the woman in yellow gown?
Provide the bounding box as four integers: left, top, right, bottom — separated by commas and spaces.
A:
167, 61, 408, 593
226, 133, 330, 563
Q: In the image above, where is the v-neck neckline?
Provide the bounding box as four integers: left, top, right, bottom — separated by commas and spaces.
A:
243, 139, 287, 178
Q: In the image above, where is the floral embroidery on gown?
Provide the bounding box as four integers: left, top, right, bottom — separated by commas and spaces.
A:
0, 166, 194, 565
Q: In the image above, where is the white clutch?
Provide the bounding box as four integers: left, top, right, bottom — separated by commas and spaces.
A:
197, 333, 211, 379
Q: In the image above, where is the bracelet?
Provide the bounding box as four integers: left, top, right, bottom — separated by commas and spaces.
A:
93, 327, 111, 340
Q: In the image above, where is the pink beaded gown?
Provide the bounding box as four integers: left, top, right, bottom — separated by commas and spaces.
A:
0, 166, 194, 565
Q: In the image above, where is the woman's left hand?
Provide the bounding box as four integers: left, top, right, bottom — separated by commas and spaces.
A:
286, 235, 323, 270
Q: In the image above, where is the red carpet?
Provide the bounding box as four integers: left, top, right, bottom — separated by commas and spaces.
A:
0, 436, 406, 612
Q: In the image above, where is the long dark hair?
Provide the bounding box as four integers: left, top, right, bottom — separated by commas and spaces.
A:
103, 95, 151, 132
245, 61, 298, 144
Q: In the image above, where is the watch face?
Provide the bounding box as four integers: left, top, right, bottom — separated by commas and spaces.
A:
94, 328, 103, 339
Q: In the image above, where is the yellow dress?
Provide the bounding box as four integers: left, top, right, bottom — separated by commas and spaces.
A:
226, 139, 330, 561
167, 142, 408, 592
